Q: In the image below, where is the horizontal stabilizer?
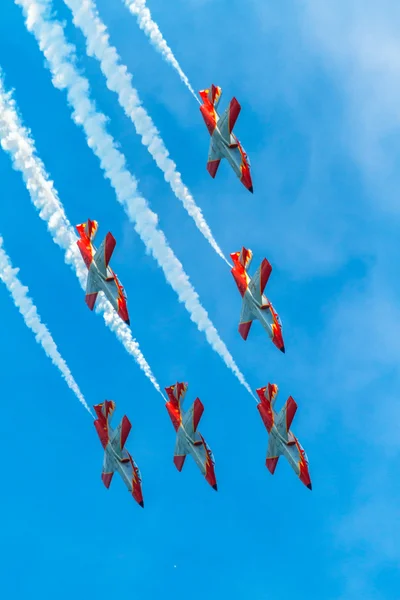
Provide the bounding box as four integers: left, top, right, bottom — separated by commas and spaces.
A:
275, 396, 297, 439
248, 259, 272, 304
94, 419, 109, 449
94, 232, 116, 278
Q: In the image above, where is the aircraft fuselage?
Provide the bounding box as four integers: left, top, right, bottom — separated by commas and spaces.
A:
242, 287, 274, 340
89, 261, 120, 315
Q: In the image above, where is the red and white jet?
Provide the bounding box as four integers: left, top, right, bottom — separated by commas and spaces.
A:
94, 401, 144, 506
199, 84, 253, 192
165, 382, 217, 490
257, 384, 312, 490
76, 219, 130, 325
231, 247, 285, 352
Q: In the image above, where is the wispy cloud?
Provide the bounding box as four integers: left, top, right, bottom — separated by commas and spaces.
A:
0, 70, 162, 396
122, 0, 198, 101
16, 0, 253, 397
63, 0, 227, 263
301, 0, 400, 213
0, 236, 91, 414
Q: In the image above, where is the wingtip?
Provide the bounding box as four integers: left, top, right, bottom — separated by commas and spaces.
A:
212, 484, 218, 492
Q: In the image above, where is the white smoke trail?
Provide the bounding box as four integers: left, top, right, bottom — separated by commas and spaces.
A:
63, 0, 228, 265
16, 0, 253, 397
0, 73, 163, 398
0, 236, 92, 414
123, 0, 199, 102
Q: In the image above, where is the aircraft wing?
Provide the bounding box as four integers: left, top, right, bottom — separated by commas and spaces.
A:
182, 398, 204, 438
94, 232, 116, 278
265, 435, 281, 474
248, 259, 272, 305
275, 396, 297, 441
109, 415, 132, 458
173, 435, 187, 471
101, 451, 115, 488
207, 141, 223, 178
217, 98, 241, 142
238, 298, 254, 340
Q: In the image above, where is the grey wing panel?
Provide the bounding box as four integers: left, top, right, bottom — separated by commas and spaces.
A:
181, 399, 204, 439
275, 397, 297, 441
86, 269, 100, 295
266, 435, 281, 474
217, 98, 241, 142
248, 260, 272, 305
208, 140, 223, 162
93, 233, 116, 278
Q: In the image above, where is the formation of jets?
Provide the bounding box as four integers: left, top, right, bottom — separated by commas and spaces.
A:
78, 85, 311, 508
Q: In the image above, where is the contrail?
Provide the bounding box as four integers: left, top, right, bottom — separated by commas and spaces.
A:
122, 0, 199, 102
0, 72, 163, 398
0, 236, 92, 414
63, 0, 228, 265
16, 0, 253, 397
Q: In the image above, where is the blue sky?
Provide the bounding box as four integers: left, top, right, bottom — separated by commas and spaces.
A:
0, 1, 399, 598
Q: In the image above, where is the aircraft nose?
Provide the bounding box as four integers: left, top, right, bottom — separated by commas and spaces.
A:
280, 345, 285, 354
125, 318, 130, 326
248, 186, 253, 193
139, 500, 144, 508
212, 484, 218, 491
307, 483, 312, 491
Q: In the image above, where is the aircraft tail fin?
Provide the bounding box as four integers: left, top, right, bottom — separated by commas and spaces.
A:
76, 219, 98, 270
93, 400, 116, 448
256, 384, 279, 432
93, 232, 116, 278
231, 247, 253, 271
218, 98, 241, 142
248, 259, 272, 305
76, 219, 98, 241
199, 84, 222, 108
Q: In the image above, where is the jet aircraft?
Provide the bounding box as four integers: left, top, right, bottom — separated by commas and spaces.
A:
199, 84, 253, 192
256, 384, 312, 490
76, 219, 130, 325
93, 400, 144, 506
165, 382, 217, 490
230, 247, 285, 352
